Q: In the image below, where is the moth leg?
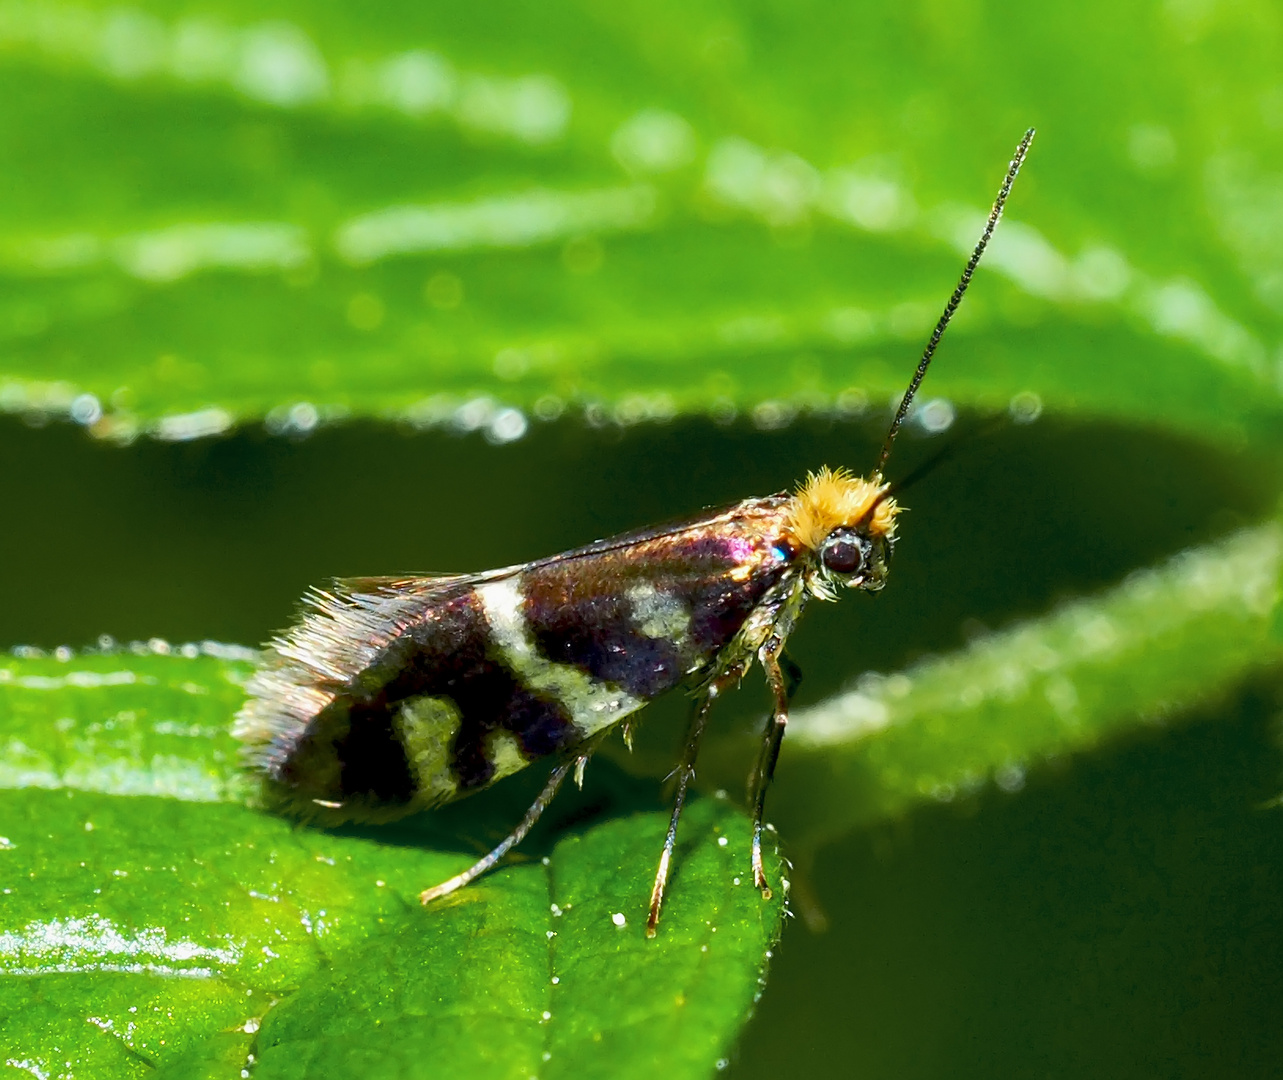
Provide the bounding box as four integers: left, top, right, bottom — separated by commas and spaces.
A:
750, 644, 793, 898
646, 677, 733, 938
420, 753, 584, 905
779, 650, 804, 700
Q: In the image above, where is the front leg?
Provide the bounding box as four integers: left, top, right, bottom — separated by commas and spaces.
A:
750, 640, 795, 897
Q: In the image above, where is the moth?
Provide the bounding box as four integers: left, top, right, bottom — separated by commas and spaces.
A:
235, 129, 1034, 936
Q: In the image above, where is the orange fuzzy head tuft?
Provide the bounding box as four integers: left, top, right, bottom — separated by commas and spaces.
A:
785, 466, 899, 554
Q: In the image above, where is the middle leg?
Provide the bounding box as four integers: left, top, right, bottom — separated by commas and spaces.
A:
646, 673, 736, 937
749, 644, 796, 897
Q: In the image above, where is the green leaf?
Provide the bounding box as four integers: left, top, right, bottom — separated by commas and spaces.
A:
0, 650, 782, 1077
1, 0, 1280, 445
252, 801, 779, 1080
0, 644, 255, 801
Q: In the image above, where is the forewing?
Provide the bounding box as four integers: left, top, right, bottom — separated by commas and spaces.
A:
234, 497, 799, 821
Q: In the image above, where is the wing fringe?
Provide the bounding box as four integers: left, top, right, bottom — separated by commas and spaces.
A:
233, 574, 472, 770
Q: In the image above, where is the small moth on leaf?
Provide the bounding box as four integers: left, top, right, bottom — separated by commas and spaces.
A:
235, 130, 1035, 936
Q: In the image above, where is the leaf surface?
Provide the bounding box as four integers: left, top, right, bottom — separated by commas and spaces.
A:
0, 650, 782, 1077
0, 1, 1280, 446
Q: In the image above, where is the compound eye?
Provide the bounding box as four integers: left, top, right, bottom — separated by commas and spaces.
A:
821, 535, 865, 576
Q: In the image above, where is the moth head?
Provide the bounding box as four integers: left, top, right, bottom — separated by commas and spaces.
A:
786, 467, 899, 600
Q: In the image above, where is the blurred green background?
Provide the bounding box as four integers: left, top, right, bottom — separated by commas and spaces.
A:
3, 0, 1283, 1075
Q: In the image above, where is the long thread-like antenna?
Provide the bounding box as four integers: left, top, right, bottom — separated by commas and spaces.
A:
876, 128, 1035, 475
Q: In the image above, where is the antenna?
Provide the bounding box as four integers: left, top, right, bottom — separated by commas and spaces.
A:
876, 128, 1035, 475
